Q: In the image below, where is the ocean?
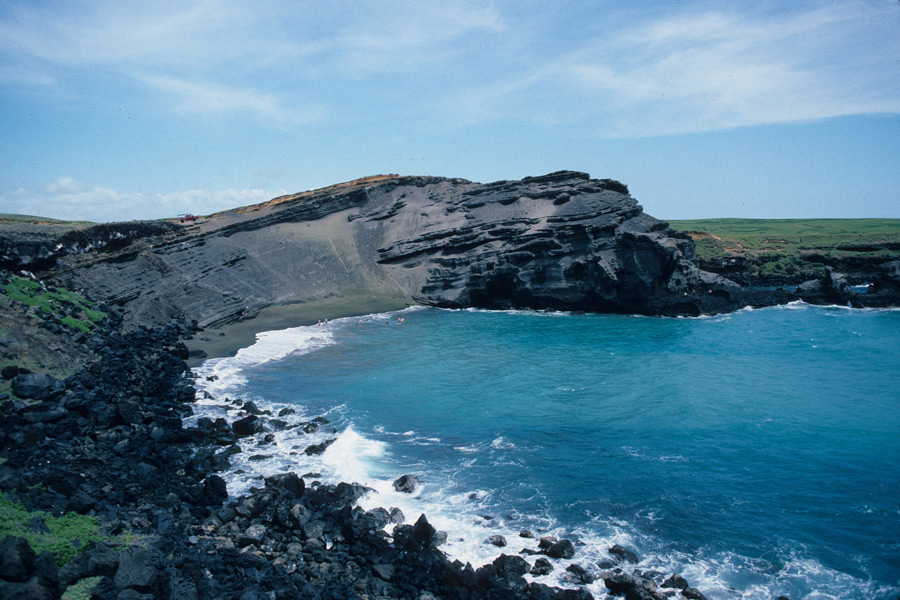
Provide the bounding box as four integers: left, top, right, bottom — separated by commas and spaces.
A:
191, 302, 900, 599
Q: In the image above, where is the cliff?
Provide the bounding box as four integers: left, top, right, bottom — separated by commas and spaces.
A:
19, 171, 755, 330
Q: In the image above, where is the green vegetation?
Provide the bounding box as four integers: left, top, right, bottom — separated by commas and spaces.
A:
668, 218, 900, 254
0, 491, 103, 566
1, 276, 107, 333
0, 214, 94, 228
61, 576, 103, 600
667, 219, 900, 278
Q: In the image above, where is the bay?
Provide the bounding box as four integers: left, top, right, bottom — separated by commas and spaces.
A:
193, 303, 900, 599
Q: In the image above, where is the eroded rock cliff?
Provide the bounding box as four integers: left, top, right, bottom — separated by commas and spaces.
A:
43, 171, 749, 328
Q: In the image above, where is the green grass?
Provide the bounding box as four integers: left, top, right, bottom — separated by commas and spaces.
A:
0, 214, 94, 227
0, 276, 106, 332
668, 218, 900, 253
0, 492, 103, 566
666, 219, 900, 280
61, 576, 102, 600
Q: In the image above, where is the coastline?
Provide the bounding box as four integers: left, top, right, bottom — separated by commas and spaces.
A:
183, 295, 416, 365
1, 316, 599, 600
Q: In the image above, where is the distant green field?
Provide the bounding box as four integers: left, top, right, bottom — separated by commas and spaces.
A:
0, 214, 94, 227
668, 218, 900, 258
666, 218, 900, 280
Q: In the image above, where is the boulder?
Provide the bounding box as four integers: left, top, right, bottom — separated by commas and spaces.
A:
265, 472, 305, 498
371, 563, 394, 582
662, 573, 688, 589
304, 439, 335, 455
609, 543, 640, 564
11, 373, 65, 401
239, 524, 267, 547
566, 563, 596, 584
604, 573, 657, 595
492, 554, 529, 579
545, 539, 575, 559
0, 536, 35, 582
114, 547, 161, 591
232, 415, 263, 436
200, 474, 228, 506
484, 535, 507, 547
530, 557, 553, 576
682, 587, 709, 600
392, 474, 420, 493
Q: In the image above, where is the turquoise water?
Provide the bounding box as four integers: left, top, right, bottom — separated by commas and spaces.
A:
194, 303, 900, 599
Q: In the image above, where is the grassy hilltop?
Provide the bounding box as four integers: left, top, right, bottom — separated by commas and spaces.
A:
667, 218, 900, 283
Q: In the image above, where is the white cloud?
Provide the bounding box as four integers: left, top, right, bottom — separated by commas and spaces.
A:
140, 75, 328, 127
1, 179, 278, 223
155, 188, 275, 219
333, 1, 506, 75
443, 3, 900, 136
0, 0, 311, 69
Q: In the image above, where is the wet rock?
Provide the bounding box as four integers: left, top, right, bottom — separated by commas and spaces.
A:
485, 534, 507, 547
682, 587, 709, 600
232, 415, 263, 436
610, 543, 640, 564
392, 474, 420, 493
662, 573, 689, 589
597, 558, 617, 570
304, 439, 335, 455
265, 472, 305, 498
530, 557, 554, 576
566, 563, 596, 584
604, 573, 657, 596
493, 554, 529, 578
545, 539, 576, 559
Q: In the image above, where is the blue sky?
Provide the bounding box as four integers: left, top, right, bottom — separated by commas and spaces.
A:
1, 0, 898, 222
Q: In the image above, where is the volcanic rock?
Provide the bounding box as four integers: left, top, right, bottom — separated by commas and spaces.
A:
392, 474, 420, 493
11, 373, 65, 401
51, 172, 743, 329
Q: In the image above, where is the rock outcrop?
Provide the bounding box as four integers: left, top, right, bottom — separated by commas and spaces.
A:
44, 171, 747, 328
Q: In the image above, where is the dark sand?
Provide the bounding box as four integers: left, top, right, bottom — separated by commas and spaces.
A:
184, 295, 416, 366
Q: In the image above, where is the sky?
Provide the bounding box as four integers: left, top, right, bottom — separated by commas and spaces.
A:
1, 0, 899, 223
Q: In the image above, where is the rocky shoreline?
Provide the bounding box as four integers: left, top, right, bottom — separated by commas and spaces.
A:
1, 312, 721, 600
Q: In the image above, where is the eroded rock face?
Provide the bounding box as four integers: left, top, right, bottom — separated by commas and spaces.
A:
53, 172, 740, 327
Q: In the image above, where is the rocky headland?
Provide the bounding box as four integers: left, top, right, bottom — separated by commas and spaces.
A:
2, 171, 896, 599
1, 171, 797, 334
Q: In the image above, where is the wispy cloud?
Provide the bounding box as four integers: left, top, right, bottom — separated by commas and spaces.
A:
0, 0, 312, 69
333, 1, 506, 75
443, 3, 900, 136
140, 75, 328, 127
3, 178, 276, 222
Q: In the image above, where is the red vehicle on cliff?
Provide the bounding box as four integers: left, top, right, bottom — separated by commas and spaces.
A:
179, 214, 200, 223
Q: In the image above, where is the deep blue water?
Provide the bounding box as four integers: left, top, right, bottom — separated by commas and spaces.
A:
194, 303, 900, 599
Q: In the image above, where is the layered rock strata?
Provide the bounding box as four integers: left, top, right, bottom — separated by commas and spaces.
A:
43, 172, 750, 329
